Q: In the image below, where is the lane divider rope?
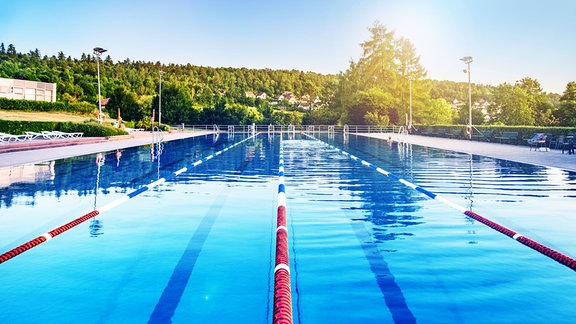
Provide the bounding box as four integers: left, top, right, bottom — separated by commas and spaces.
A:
302, 132, 576, 272
273, 135, 293, 324
0, 133, 260, 265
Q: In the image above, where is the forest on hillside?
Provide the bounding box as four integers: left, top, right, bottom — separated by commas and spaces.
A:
2, 22, 576, 127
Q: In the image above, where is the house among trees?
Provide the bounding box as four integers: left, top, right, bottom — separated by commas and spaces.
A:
256, 91, 268, 100
245, 91, 256, 99
298, 95, 322, 110
277, 91, 297, 104
450, 99, 463, 110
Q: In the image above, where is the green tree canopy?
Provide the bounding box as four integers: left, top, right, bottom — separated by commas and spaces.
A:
555, 82, 576, 126
488, 83, 534, 125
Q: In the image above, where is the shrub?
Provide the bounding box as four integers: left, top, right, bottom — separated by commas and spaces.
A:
0, 119, 127, 137
0, 97, 95, 114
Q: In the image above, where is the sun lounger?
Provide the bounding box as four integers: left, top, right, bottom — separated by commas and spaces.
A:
25, 131, 42, 140
50, 131, 83, 138
40, 131, 62, 140
0, 132, 33, 143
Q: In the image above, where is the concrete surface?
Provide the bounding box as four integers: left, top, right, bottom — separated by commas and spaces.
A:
361, 133, 576, 172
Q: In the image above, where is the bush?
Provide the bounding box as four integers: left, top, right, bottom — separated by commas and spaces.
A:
415, 124, 576, 144
0, 97, 95, 114
134, 116, 169, 131
0, 119, 127, 137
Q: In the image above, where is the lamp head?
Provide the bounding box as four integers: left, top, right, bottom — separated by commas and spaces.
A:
460, 56, 473, 64
93, 47, 107, 55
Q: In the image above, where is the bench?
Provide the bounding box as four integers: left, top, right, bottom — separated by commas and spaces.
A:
444, 128, 464, 139
494, 131, 519, 144
472, 130, 493, 142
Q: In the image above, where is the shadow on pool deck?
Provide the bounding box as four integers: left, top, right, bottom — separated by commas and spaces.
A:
360, 133, 576, 173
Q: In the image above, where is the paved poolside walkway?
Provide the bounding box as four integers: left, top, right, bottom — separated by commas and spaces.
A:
361, 133, 576, 172
0, 130, 211, 168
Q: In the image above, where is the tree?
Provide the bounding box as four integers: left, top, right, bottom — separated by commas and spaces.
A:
516, 77, 555, 125
395, 37, 428, 124
347, 87, 397, 125
419, 98, 454, 125
154, 83, 194, 124
356, 21, 397, 91
108, 86, 143, 121
334, 21, 427, 126
488, 83, 534, 125
555, 82, 576, 126
7, 44, 16, 56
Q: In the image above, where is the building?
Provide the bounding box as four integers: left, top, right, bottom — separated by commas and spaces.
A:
277, 91, 297, 104
0, 77, 57, 102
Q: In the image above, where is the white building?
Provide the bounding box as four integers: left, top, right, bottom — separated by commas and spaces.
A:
0, 77, 57, 102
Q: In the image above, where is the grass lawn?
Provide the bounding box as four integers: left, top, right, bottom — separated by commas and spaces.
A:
0, 110, 93, 123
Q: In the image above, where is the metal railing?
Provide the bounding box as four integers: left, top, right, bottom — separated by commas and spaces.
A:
174, 124, 403, 134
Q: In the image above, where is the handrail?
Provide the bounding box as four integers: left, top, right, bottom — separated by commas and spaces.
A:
396, 126, 409, 142
174, 124, 415, 135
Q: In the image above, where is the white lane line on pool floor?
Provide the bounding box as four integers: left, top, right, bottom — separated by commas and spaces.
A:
302, 132, 576, 272
0, 133, 260, 265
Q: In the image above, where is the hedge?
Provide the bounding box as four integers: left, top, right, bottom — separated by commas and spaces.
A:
0, 97, 95, 114
416, 124, 576, 144
0, 120, 127, 137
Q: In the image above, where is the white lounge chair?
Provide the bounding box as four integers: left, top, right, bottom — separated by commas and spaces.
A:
47, 131, 84, 138
41, 131, 63, 140
56, 131, 83, 138
25, 131, 42, 140
0, 132, 33, 143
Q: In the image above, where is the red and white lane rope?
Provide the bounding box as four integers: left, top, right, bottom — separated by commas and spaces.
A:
303, 133, 576, 272
273, 135, 293, 324
0, 133, 260, 265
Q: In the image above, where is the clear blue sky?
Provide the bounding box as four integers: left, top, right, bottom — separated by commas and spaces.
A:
1, 0, 575, 94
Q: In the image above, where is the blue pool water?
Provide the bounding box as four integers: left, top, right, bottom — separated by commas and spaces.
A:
1, 132, 575, 323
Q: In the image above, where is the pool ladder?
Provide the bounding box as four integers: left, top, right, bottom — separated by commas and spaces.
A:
397, 126, 409, 142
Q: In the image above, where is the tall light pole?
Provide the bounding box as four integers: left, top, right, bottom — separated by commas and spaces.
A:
460, 56, 473, 139
158, 71, 165, 126
408, 75, 413, 131
94, 47, 107, 124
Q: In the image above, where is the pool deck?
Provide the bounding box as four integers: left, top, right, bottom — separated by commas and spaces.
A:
361, 133, 576, 173
0, 130, 210, 168
1, 131, 575, 172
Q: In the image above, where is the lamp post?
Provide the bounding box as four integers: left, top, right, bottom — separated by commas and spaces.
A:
158, 71, 165, 126
460, 56, 473, 139
408, 75, 413, 132
94, 47, 107, 124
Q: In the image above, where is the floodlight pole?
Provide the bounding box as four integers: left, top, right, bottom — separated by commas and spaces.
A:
94, 47, 107, 124
409, 76, 413, 131
159, 71, 165, 126
460, 56, 473, 139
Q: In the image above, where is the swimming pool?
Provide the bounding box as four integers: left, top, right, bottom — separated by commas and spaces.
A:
1, 132, 575, 323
